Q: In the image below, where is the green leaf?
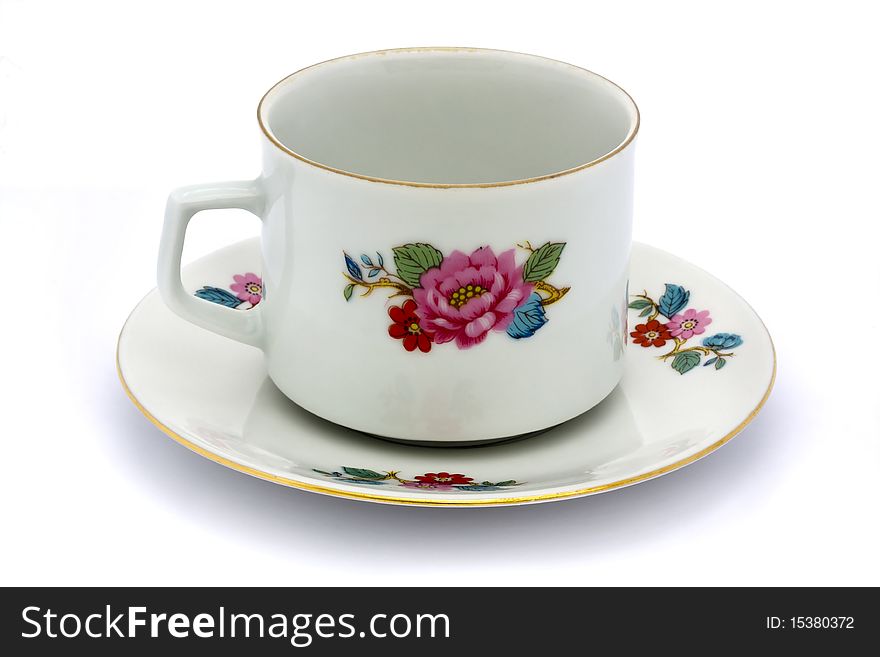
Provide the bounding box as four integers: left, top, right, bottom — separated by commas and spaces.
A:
343, 283, 354, 301
628, 299, 652, 310
493, 480, 517, 487
392, 243, 443, 288
522, 242, 566, 283
342, 467, 385, 480
671, 351, 701, 375
715, 357, 726, 370
639, 307, 652, 317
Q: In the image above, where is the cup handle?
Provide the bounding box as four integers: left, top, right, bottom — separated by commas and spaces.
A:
158, 180, 265, 348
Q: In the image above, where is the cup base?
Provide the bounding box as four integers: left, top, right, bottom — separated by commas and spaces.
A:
361, 424, 560, 448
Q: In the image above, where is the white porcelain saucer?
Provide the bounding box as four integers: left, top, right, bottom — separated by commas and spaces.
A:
117, 239, 775, 507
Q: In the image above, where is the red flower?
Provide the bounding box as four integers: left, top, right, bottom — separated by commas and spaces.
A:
630, 319, 673, 348
388, 300, 433, 352
415, 472, 473, 485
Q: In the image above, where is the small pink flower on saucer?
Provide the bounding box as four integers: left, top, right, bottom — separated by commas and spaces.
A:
230, 273, 263, 305
666, 308, 711, 339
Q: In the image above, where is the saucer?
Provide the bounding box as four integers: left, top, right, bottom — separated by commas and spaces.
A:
117, 239, 775, 507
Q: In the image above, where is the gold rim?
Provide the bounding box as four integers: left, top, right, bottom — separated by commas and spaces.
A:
256, 47, 640, 189
116, 341, 776, 508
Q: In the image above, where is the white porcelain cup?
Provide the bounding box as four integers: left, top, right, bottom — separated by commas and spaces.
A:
158, 48, 639, 444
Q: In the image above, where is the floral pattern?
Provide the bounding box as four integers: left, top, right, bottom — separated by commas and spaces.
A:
607, 282, 629, 361
628, 283, 743, 374
630, 319, 673, 348
666, 308, 711, 339
314, 467, 521, 492
195, 273, 262, 309
342, 241, 569, 352
230, 273, 263, 305
388, 299, 433, 353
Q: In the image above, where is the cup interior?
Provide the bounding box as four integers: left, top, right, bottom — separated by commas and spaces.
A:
259, 48, 638, 186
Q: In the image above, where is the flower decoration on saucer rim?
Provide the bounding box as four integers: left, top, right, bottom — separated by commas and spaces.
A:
628, 283, 744, 374
313, 467, 521, 492
230, 272, 263, 305
342, 241, 569, 352
194, 273, 262, 309
630, 319, 673, 348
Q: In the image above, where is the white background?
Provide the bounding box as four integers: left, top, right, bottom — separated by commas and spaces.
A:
1, 0, 878, 586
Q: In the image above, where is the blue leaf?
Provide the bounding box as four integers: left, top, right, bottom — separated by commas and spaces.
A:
658, 283, 690, 318
360, 254, 373, 266
368, 268, 381, 277
344, 252, 363, 281
506, 292, 548, 339
703, 356, 718, 367
194, 286, 242, 308
377, 252, 384, 267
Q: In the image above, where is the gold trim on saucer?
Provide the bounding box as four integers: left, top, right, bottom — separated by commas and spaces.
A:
115, 340, 776, 508
256, 47, 640, 189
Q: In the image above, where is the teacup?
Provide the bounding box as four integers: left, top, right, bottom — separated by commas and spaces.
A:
158, 47, 639, 444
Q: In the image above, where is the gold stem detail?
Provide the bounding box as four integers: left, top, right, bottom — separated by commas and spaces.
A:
344, 275, 412, 298
534, 280, 570, 305
657, 338, 734, 361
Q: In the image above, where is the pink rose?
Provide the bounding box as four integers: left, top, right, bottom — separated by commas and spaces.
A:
413, 247, 533, 349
